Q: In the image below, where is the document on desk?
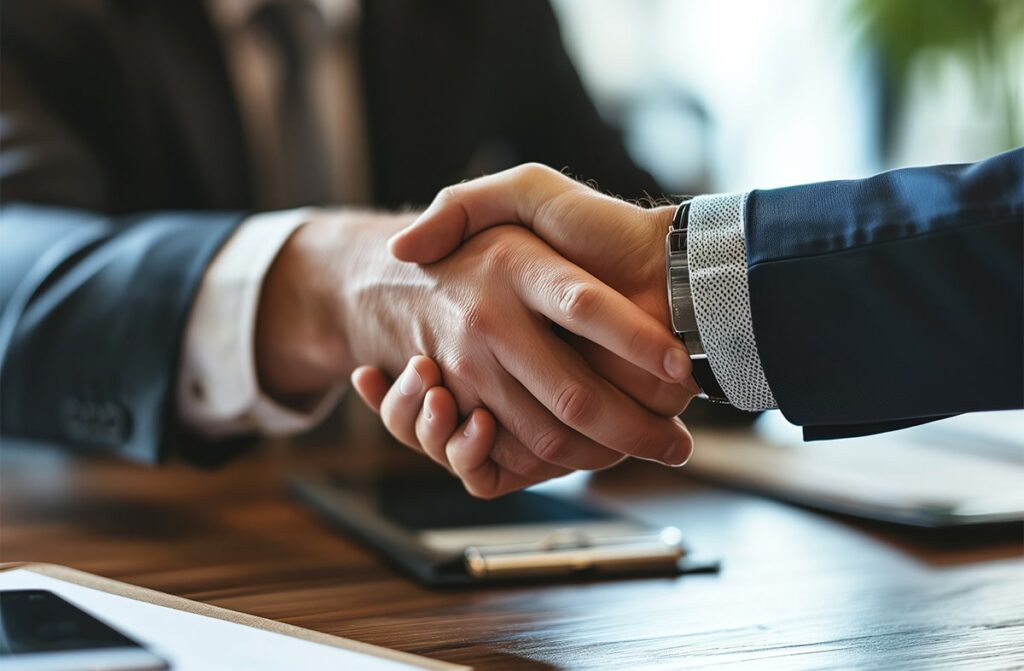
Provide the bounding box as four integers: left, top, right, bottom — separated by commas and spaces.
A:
687, 410, 1024, 527
0, 564, 467, 671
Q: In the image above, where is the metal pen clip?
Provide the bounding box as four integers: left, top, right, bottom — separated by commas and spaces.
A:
464, 527, 684, 578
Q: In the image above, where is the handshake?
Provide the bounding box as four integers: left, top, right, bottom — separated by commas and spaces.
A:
257, 164, 699, 498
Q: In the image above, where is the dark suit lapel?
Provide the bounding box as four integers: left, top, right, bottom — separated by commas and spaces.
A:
360, 0, 485, 208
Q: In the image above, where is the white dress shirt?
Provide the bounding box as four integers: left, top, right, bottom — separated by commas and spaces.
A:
179, 0, 367, 438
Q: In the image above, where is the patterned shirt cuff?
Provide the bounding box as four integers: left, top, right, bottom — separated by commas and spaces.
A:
687, 192, 778, 411
178, 208, 345, 439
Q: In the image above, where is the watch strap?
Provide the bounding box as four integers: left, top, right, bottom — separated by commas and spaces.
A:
691, 356, 728, 404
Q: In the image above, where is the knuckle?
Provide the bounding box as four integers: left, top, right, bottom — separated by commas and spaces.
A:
626, 427, 659, 459
530, 425, 572, 463
556, 282, 601, 323
516, 162, 551, 183
627, 322, 653, 357
445, 353, 478, 384
482, 239, 519, 273
436, 183, 463, 206
491, 437, 540, 475
553, 381, 598, 427
459, 301, 489, 335
465, 310, 503, 348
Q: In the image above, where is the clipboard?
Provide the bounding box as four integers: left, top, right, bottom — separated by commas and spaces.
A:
289, 473, 718, 586
0, 563, 468, 670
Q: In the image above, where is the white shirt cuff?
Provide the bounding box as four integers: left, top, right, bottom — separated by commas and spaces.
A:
178, 208, 345, 439
687, 192, 778, 411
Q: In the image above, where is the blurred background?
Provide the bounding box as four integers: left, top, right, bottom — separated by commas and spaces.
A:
550, 0, 1024, 194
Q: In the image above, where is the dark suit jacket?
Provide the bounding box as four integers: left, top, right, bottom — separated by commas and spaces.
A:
0, 0, 657, 463
747, 148, 1023, 439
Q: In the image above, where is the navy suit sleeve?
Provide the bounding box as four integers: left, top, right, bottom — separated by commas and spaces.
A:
744, 148, 1024, 438
0, 51, 247, 462
0, 205, 244, 463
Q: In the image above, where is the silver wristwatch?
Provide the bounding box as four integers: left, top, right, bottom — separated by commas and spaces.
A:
665, 201, 729, 403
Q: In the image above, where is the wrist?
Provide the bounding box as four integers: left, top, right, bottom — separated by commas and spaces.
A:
255, 212, 352, 402
645, 205, 676, 329
333, 211, 428, 373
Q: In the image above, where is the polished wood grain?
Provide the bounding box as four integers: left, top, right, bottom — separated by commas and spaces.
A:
2, 400, 1022, 670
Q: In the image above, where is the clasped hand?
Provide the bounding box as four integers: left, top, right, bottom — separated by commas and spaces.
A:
350, 164, 699, 497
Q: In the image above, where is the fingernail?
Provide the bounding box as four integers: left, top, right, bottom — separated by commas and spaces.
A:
399, 365, 422, 396
664, 348, 690, 381
463, 414, 477, 438
664, 441, 691, 467
424, 402, 433, 421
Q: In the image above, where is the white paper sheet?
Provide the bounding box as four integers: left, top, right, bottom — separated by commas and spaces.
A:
0, 569, 427, 671
687, 410, 1024, 526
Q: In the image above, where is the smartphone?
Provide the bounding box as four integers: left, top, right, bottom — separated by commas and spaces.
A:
291, 473, 690, 585
0, 589, 169, 671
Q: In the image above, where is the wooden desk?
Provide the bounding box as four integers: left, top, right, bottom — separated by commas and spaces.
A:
2, 406, 1022, 670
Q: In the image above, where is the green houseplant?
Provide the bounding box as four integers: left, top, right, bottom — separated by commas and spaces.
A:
851, 0, 1023, 154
